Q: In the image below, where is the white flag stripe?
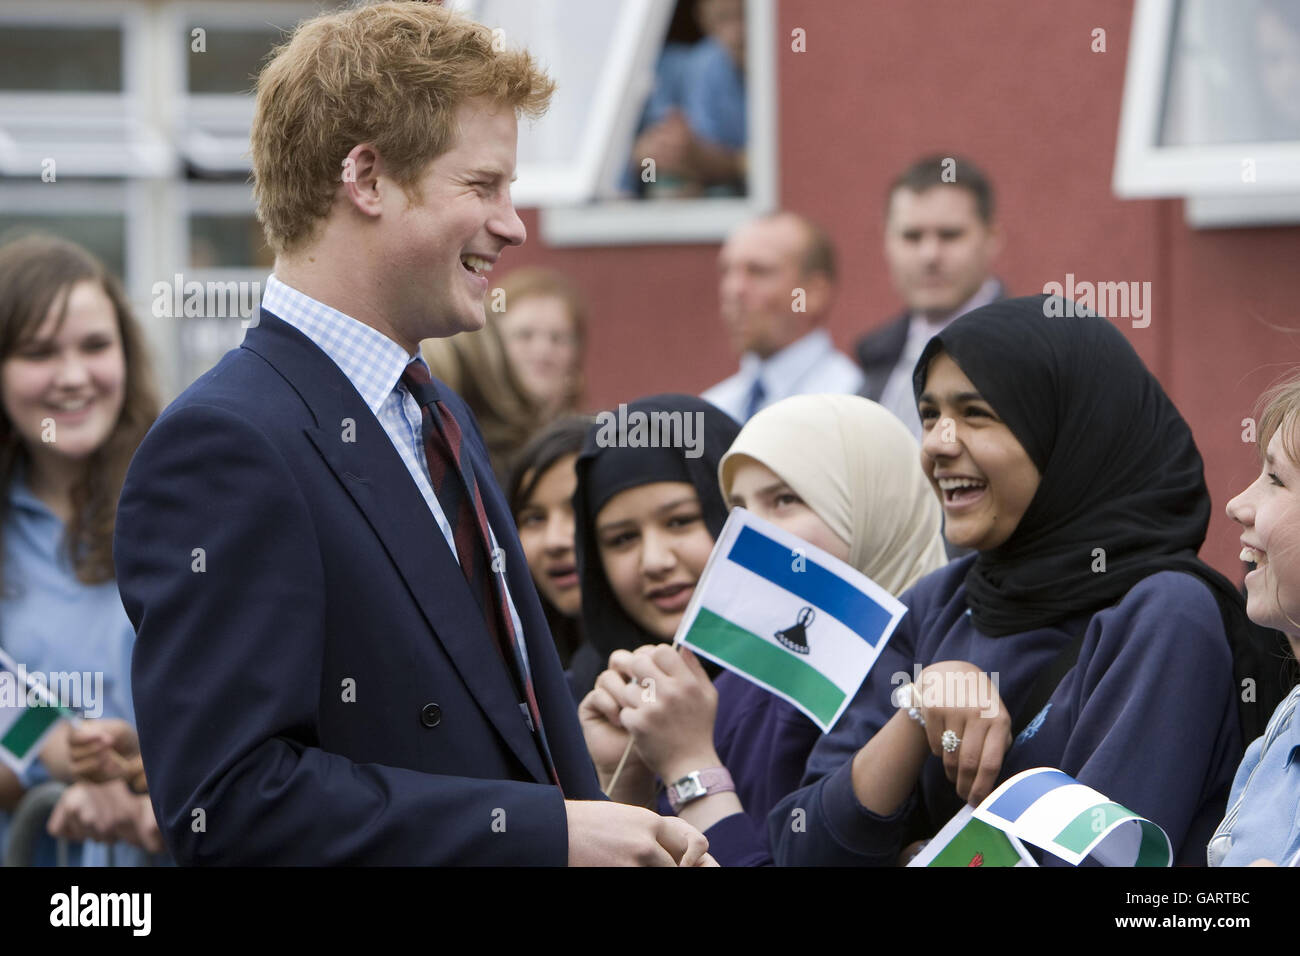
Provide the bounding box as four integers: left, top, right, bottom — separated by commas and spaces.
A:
672, 508, 907, 733
975, 770, 1170, 866
698, 557, 875, 695
977, 782, 1093, 863
1093, 821, 1144, 867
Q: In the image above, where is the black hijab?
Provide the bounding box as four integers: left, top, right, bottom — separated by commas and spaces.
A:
568, 394, 740, 696
911, 295, 1286, 741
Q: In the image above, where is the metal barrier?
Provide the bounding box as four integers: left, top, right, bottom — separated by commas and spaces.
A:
5, 782, 162, 866
3, 780, 71, 867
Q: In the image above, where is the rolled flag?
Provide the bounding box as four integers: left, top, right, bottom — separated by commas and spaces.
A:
973, 767, 1172, 867
907, 804, 1036, 867
674, 507, 906, 732
0, 647, 75, 774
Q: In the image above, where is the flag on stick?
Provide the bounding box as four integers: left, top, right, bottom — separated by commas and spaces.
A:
0, 648, 75, 774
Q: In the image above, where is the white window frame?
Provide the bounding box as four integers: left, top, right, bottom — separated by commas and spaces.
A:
540, 0, 778, 245
449, 0, 675, 208
176, 180, 269, 287
1113, 0, 1300, 226
0, 179, 144, 292
0, 177, 182, 390
0, 0, 172, 178
163, 1, 325, 174
159, 180, 271, 390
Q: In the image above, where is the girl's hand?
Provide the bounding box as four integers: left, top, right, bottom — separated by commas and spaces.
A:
68, 719, 138, 783
579, 669, 654, 804
916, 660, 1012, 807
607, 644, 719, 782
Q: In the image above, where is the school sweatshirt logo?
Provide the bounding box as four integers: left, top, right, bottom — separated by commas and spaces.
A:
1015, 702, 1052, 746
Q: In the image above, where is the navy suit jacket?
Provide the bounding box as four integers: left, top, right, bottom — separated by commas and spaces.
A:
114, 310, 602, 865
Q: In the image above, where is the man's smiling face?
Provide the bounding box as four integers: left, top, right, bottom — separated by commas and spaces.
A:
382, 96, 527, 351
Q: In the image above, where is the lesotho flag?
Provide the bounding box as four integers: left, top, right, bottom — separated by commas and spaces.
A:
675, 508, 906, 732
974, 768, 1173, 866
0, 648, 72, 774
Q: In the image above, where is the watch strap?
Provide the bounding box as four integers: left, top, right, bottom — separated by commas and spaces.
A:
666, 766, 736, 813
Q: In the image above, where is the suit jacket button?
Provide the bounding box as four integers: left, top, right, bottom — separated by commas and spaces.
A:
420, 703, 442, 728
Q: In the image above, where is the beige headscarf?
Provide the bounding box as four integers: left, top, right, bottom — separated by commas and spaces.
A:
718, 394, 947, 597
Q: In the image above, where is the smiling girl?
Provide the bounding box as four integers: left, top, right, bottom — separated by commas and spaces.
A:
0, 234, 161, 864
506, 415, 594, 672
1211, 375, 1300, 866
771, 295, 1277, 867
584, 394, 948, 865
568, 394, 739, 700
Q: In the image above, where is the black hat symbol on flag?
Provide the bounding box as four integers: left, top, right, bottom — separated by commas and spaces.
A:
775, 606, 815, 655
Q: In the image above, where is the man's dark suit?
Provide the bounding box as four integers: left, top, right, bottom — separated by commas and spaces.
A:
855, 313, 912, 404
113, 310, 602, 865
854, 279, 1007, 402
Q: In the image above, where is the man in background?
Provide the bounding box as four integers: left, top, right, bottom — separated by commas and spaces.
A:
856, 155, 1005, 439
703, 211, 863, 422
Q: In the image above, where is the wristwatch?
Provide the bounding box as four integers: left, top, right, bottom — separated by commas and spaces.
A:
666, 767, 735, 813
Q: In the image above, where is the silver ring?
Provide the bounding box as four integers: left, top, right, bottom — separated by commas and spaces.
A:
941, 729, 961, 753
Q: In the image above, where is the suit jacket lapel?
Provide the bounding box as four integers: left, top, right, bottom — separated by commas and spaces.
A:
242, 311, 550, 784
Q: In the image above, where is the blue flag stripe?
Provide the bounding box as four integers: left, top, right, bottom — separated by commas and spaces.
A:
986, 769, 1076, 822
726, 525, 892, 646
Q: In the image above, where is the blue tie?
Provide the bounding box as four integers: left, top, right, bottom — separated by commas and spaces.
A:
744, 376, 767, 420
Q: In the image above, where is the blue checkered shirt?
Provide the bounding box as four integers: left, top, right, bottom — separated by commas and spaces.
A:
259, 275, 535, 689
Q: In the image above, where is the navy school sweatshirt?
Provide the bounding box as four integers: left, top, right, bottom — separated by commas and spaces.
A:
767, 555, 1243, 866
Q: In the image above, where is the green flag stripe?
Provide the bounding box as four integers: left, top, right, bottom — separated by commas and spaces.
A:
686, 608, 844, 726
0, 706, 61, 759
928, 817, 1023, 867
1053, 802, 1140, 855
1135, 822, 1171, 867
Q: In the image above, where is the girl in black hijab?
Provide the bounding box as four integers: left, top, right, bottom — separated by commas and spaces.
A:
567, 394, 739, 697
771, 295, 1285, 867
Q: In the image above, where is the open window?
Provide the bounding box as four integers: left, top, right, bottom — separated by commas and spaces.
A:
1114, 0, 1300, 227
452, 0, 777, 244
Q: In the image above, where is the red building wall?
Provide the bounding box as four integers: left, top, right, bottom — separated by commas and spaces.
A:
504, 0, 1300, 578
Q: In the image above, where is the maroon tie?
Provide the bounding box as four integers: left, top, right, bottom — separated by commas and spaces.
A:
400, 362, 561, 790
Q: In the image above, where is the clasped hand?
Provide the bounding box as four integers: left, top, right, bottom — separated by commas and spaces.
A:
912, 660, 1012, 807
595, 644, 719, 784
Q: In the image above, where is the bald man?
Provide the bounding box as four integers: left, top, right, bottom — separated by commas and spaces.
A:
702, 212, 863, 422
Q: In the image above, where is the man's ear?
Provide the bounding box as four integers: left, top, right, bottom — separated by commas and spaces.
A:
982, 221, 1003, 264
800, 271, 835, 320
339, 143, 385, 219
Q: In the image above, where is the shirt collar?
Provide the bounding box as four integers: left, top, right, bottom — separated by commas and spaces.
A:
261, 275, 423, 416
7, 461, 48, 516
907, 276, 1003, 335
740, 328, 835, 389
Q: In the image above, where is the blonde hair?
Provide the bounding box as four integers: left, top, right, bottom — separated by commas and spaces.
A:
251, 1, 555, 255
1257, 370, 1300, 467
493, 267, 588, 411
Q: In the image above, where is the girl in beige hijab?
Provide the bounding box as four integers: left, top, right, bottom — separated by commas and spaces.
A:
720, 393, 947, 592
581, 393, 946, 865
